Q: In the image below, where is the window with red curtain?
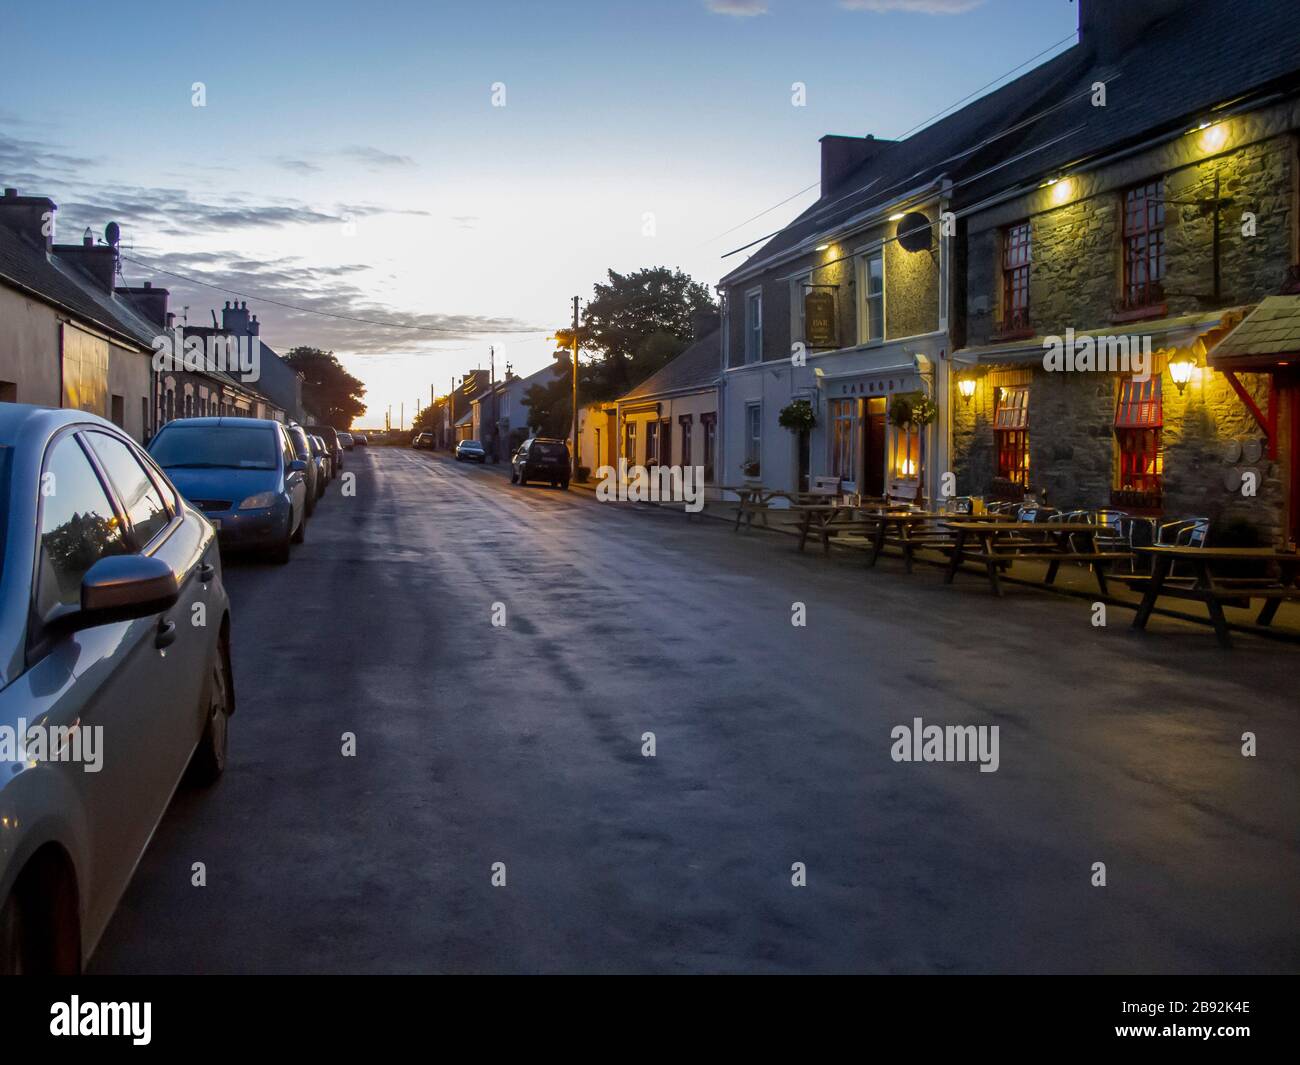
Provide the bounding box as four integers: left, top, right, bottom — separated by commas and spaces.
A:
1000, 222, 1031, 334
1122, 179, 1165, 309
1114, 376, 1163, 497
994, 385, 1030, 485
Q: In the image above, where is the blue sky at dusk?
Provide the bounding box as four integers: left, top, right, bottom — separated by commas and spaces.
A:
2, 0, 1080, 424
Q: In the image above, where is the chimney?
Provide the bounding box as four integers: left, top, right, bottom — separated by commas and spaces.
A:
0, 187, 57, 251
691, 307, 721, 340
115, 280, 171, 328
1078, 0, 1188, 62
818, 134, 894, 197
52, 234, 117, 293
249, 314, 260, 336
222, 299, 251, 334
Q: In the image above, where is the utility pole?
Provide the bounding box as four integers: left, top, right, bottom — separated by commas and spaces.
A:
489, 345, 498, 463
571, 295, 579, 480
400, 402, 404, 431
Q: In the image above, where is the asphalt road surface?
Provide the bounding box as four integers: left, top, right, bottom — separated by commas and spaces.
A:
91, 447, 1300, 973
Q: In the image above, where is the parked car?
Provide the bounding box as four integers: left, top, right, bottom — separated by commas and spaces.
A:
353, 433, 368, 446
412, 432, 434, 450
309, 434, 331, 490
306, 424, 343, 472
511, 437, 571, 488
0, 404, 234, 974
284, 424, 320, 517
148, 418, 308, 564
455, 439, 487, 463
338, 432, 355, 450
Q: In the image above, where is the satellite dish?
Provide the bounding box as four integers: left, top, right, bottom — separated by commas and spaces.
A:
896, 211, 932, 254
104, 221, 121, 247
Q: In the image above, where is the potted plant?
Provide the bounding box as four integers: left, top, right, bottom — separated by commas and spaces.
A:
777, 399, 817, 433
742, 459, 761, 480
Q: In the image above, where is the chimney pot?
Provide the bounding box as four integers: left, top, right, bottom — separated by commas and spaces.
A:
3, 188, 16, 198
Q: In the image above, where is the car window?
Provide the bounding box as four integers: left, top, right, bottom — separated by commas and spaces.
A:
534, 442, 566, 458
85, 431, 172, 547
150, 425, 278, 470
35, 435, 129, 620
280, 427, 295, 468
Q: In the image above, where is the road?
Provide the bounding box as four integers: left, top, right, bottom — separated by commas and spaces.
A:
91, 447, 1300, 973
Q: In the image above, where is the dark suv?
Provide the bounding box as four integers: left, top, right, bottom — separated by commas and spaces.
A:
306, 424, 343, 471
511, 437, 570, 489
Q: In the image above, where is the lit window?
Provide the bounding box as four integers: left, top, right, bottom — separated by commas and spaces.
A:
994, 385, 1030, 486
1114, 377, 1163, 501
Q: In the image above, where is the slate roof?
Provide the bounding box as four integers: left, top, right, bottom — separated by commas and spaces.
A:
1209, 295, 1300, 362
721, 0, 1300, 287
620, 328, 721, 402
0, 228, 159, 350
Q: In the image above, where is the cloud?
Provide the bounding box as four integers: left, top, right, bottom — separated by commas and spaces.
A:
122, 247, 540, 356
274, 156, 322, 174
840, 0, 983, 12
450, 215, 478, 230
706, 0, 768, 15
340, 145, 416, 169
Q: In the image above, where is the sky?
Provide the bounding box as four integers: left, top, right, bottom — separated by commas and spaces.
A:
2, 0, 1080, 427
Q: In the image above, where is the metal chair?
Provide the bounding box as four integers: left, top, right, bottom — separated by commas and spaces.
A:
1156, 516, 1210, 575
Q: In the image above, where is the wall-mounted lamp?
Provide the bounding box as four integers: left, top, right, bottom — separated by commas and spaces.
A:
1049, 177, 1073, 205
958, 376, 977, 403
1194, 121, 1228, 154
1168, 350, 1198, 393
815, 243, 830, 252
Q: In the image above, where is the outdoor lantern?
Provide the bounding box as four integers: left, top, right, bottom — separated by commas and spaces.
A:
958, 376, 977, 403
1168, 351, 1197, 393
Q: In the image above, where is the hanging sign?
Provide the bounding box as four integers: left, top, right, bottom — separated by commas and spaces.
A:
804, 290, 837, 348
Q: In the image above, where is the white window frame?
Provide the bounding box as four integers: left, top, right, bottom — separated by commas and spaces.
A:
856, 245, 885, 345
744, 287, 763, 365
745, 401, 762, 465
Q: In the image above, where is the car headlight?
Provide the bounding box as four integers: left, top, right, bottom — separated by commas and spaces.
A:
238, 491, 278, 510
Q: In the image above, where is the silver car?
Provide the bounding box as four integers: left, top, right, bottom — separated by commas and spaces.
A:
0, 406, 235, 973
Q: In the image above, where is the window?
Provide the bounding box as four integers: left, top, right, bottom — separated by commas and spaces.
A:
164, 389, 175, 423
994, 385, 1030, 486
829, 398, 856, 481
679, 415, 693, 467
645, 420, 659, 465
35, 435, 128, 620
1122, 179, 1166, 309
0, 381, 17, 402
660, 418, 671, 466
859, 250, 884, 342
85, 431, 172, 547
701, 413, 717, 482
745, 403, 762, 469
745, 289, 762, 364
1000, 222, 1031, 333
110, 394, 125, 428
1114, 376, 1163, 499
625, 420, 637, 465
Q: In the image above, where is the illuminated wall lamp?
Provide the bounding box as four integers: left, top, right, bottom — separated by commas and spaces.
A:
958, 376, 977, 403
1168, 351, 1198, 394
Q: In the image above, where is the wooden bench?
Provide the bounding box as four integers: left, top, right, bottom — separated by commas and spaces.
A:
1129, 546, 1300, 647
943, 521, 1131, 596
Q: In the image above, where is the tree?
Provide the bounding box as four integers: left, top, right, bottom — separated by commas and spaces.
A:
522, 353, 579, 439
283, 347, 367, 428
577, 267, 716, 399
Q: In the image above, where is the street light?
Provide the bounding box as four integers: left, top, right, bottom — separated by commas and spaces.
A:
1168, 350, 1198, 394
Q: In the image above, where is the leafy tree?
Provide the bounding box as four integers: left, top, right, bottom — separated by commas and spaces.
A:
578, 267, 716, 398
283, 347, 367, 429
522, 353, 580, 438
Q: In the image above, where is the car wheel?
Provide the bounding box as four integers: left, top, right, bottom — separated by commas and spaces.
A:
292, 512, 306, 544
269, 517, 292, 564
0, 858, 80, 975
187, 635, 232, 786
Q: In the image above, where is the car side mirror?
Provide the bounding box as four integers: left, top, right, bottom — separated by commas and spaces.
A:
289, 459, 308, 472
74, 554, 180, 630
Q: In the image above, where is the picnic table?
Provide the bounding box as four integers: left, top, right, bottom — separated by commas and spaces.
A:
942, 520, 1131, 596
862, 510, 953, 572
719, 484, 794, 532
789, 503, 875, 555
1127, 546, 1300, 648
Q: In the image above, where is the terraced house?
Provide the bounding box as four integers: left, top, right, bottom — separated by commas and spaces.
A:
952, 0, 1300, 549
717, 0, 1300, 552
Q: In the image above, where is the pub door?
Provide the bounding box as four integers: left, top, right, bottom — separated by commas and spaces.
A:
861, 397, 887, 498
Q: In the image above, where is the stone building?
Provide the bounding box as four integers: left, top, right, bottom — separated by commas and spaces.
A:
951, 0, 1300, 546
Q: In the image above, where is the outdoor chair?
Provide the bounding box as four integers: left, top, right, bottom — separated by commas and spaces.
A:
1157, 517, 1210, 576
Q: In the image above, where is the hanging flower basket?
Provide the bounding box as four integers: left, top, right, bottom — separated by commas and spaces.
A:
889, 393, 937, 429
742, 459, 761, 479
777, 399, 817, 433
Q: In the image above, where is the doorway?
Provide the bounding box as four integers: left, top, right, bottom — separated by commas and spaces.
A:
861, 397, 886, 498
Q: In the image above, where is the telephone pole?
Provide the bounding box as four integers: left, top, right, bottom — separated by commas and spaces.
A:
570, 295, 579, 480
